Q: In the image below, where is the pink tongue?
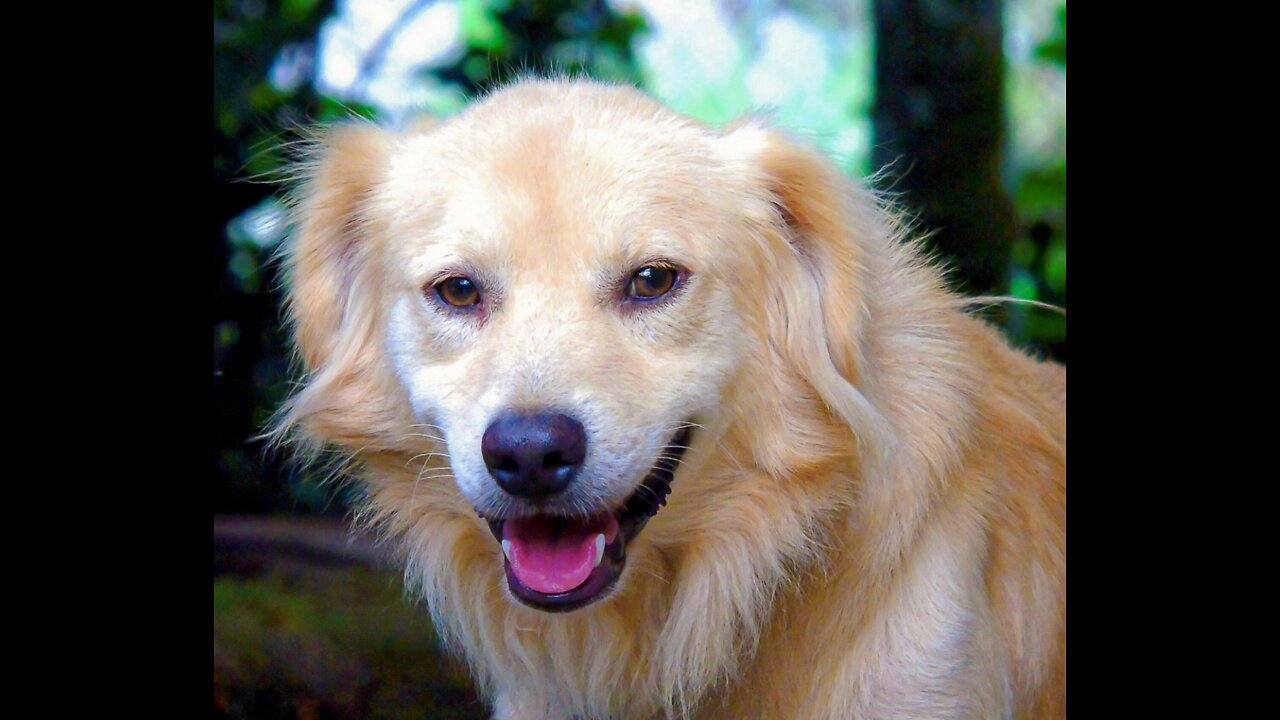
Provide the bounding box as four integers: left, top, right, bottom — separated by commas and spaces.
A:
504, 513, 619, 594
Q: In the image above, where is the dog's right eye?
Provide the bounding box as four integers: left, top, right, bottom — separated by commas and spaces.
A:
626, 265, 678, 301
433, 276, 481, 308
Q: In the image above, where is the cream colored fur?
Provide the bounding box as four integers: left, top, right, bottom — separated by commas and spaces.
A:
275, 79, 1066, 720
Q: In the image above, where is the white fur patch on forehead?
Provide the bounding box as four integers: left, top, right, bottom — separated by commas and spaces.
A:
377, 138, 533, 274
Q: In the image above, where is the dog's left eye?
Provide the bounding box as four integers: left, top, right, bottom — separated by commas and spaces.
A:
434, 276, 481, 307
626, 265, 678, 300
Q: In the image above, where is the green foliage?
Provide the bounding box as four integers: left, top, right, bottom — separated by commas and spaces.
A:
1005, 2, 1066, 359
214, 0, 331, 178
446, 0, 648, 92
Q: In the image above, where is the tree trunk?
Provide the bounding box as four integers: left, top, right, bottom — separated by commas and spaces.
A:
872, 0, 1015, 296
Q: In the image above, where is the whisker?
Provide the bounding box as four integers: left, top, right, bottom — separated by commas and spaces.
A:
406, 450, 451, 466
644, 450, 689, 467
405, 432, 449, 444
414, 471, 457, 482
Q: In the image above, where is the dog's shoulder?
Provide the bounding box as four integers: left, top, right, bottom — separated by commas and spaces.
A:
1034, 359, 1066, 415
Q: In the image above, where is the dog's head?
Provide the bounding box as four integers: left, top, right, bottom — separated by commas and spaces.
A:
280, 80, 881, 615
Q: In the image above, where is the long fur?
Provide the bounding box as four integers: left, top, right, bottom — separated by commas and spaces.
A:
272, 79, 1065, 719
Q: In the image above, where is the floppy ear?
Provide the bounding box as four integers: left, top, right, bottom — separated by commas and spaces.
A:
725, 122, 890, 446
285, 123, 392, 371
275, 122, 405, 450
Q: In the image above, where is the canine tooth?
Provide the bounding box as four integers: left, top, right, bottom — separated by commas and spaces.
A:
501, 539, 511, 560
594, 534, 605, 567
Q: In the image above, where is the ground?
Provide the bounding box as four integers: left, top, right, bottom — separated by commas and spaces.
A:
214, 516, 486, 720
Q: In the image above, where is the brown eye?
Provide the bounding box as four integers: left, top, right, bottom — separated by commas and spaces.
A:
627, 266, 677, 300
434, 276, 480, 307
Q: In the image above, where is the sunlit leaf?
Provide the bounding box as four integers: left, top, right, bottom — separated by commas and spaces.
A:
461, 0, 508, 51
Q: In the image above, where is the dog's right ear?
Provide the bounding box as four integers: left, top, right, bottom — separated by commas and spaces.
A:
270, 121, 408, 451
284, 122, 393, 373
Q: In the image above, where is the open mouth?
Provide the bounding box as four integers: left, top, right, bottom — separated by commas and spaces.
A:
483, 425, 693, 612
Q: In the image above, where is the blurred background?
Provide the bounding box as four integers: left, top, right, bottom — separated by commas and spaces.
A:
213, 1, 1064, 717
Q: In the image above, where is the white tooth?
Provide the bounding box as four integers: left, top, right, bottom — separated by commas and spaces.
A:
501, 539, 511, 560
594, 534, 605, 567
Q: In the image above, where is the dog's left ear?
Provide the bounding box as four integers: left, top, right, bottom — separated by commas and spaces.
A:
721, 121, 887, 441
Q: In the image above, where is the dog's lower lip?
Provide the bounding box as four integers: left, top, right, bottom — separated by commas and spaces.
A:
484, 425, 694, 612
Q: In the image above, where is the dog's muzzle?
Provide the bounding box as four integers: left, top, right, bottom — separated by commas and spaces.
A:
481, 424, 694, 612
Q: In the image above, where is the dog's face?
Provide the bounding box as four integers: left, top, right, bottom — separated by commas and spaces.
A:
377, 85, 766, 611
284, 81, 868, 615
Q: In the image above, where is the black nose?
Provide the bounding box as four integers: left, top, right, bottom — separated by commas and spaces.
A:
481, 411, 587, 499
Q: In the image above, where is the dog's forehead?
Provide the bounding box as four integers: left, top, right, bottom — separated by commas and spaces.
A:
384, 100, 736, 274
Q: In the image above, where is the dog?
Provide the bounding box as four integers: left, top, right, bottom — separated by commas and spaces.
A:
275, 79, 1066, 719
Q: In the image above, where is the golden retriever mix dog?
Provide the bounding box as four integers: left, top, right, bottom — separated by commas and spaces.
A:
275, 79, 1065, 719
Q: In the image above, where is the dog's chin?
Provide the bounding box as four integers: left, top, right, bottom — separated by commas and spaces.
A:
481, 425, 693, 613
